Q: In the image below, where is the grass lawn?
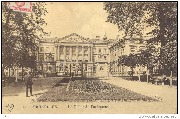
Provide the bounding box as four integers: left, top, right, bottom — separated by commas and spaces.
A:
2, 77, 62, 96
38, 77, 158, 102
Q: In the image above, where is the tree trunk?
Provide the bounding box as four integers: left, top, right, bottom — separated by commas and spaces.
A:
8, 68, 10, 78
14, 67, 18, 82
121, 65, 124, 77
131, 67, 133, 80
170, 71, 173, 87
147, 69, 149, 83
138, 67, 141, 82
157, 4, 167, 76
22, 66, 24, 81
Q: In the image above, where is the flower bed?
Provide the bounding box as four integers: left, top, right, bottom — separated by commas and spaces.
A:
38, 78, 158, 102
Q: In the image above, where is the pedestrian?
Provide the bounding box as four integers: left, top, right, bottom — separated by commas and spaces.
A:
24, 71, 33, 97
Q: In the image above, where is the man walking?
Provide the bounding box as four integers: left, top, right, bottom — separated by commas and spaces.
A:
24, 72, 33, 97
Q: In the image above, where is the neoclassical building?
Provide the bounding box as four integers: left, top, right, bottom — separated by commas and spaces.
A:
109, 37, 148, 76
36, 33, 115, 77
2, 33, 160, 78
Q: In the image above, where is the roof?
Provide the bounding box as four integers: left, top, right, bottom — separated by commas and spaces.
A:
39, 33, 116, 45
57, 33, 91, 43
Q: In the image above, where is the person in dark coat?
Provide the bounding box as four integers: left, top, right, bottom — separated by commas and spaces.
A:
24, 72, 33, 97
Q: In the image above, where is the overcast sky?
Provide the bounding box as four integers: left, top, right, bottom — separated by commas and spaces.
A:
43, 2, 120, 39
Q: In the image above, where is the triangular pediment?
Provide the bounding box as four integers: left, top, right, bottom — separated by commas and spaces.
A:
58, 33, 90, 43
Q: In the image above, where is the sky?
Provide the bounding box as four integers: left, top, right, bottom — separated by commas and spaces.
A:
42, 2, 120, 39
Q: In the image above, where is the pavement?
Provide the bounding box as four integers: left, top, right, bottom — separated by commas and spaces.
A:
100, 76, 177, 113
2, 76, 177, 114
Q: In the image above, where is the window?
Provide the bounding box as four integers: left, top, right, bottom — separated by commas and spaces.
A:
85, 64, 87, 71
93, 48, 96, 53
59, 63, 64, 71
39, 47, 44, 52
78, 47, 82, 53
45, 53, 54, 61
100, 66, 103, 70
66, 47, 70, 55
104, 48, 107, 53
139, 46, 146, 51
99, 48, 101, 53
72, 46, 76, 56
84, 46, 88, 56
84, 46, 88, 53
130, 49, 135, 52
60, 46, 64, 55
46, 47, 49, 52
130, 45, 136, 52
51, 47, 54, 52
104, 56, 107, 60
39, 54, 44, 61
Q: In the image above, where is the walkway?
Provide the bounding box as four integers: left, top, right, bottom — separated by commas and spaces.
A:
2, 76, 177, 114
100, 76, 177, 114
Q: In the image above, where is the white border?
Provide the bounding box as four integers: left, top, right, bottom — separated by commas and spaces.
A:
0, 0, 179, 119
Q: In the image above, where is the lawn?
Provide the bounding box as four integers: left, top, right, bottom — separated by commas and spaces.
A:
38, 77, 158, 102
2, 77, 62, 96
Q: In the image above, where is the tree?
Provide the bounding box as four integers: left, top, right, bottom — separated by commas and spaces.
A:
104, 2, 177, 75
118, 54, 138, 79
2, 2, 48, 74
104, 2, 145, 38
118, 55, 128, 76
104, 2, 177, 43
160, 41, 177, 76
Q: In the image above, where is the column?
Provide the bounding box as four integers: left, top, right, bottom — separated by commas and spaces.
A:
116, 62, 118, 73
57, 46, 59, 61
118, 63, 120, 75
55, 45, 57, 61
36, 52, 38, 61
70, 46, 72, 61
76, 46, 78, 62
91, 46, 93, 62
63, 45, 66, 61
59, 46, 61, 60
88, 46, 91, 62
82, 46, 84, 61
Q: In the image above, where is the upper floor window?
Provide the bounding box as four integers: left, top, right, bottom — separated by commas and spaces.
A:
100, 66, 104, 70
39, 54, 44, 61
60, 46, 64, 55
84, 46, 88, 54
104, 48, 107, 53
72, 46, 76, 56
39, 47, 44, 52
45, 53, 54, 61
99, 48, 101, 53
139, 46, 146, 51
104, 56, 107, 60
130, 45, 136, 52
66, 47, 70, 55
78, 47, 82, 54
51, 47, 54, 52
46, 47, 49, 52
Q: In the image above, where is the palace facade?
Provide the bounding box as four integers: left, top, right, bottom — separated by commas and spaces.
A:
36, 33, 115, 77
4, 33, 152, 78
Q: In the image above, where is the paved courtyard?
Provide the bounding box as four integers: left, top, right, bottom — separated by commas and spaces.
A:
2, 77, 177, 114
